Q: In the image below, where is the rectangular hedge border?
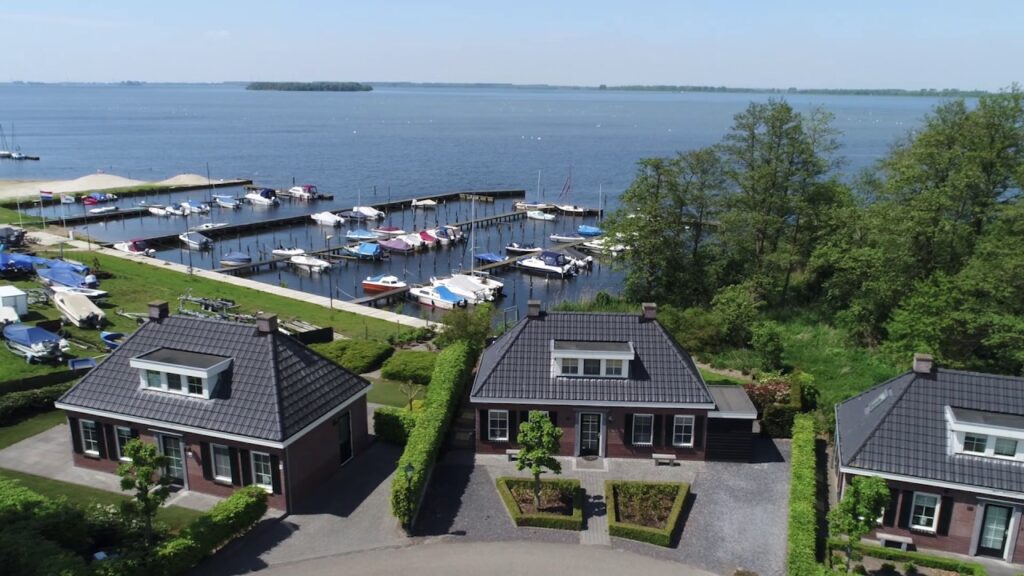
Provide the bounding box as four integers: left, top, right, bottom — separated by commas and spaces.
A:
826, 539, 987, 576
496, 477, 584, 531
373, 406, 419, 445
606, 480, 689, 547
788, 413, 818, 576
390, 341, 474, 528
0, 383, 73, 426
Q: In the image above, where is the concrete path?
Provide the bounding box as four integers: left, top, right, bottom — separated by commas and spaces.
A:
578, 475, 610, 546
256, 541, 717, 576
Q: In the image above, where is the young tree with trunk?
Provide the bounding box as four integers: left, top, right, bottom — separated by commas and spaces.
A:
828, 476, 890, 573
117, 439, 172, 547
516, 410, 563, 508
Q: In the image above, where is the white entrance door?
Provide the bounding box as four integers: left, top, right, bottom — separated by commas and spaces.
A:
578, 413, 603, 457
978, 504, 1012, 558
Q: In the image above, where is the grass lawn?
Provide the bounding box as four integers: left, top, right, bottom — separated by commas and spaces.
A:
0, 468, 202, 531
365, 375, 421, 408
698, 368, 749, 386
0, 410, 66, 449
0, 206, 43, 226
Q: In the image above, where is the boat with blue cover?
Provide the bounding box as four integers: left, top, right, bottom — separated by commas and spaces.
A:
343, 242, 384, 260
100, 331, 125, 350
3, 323, 69, 362
577, 225, 603, 237
38, 267, 99, 288
409, 284, 467, 309
346, 228, 380, 241
474, 252, 505, 264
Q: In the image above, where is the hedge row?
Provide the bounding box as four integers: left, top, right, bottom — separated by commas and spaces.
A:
312, 339, 394, 374
496, 477, 584, 531
0, 383, 73, 425
390, 341, 474, 527
826, 540, 987, 575
0, 367, 89, 395
380, 350, 437, 386
606, 480, 689, 547
154, 485, 268, 575
788, 414, 818, 576
373, 406, 419, 445
0, 478, 90, 575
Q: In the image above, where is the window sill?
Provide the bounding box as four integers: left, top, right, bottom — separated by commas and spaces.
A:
255, 484, 273, 493
213, 477, 233, 486
672, 444, 695, 449
632, 442, 653, 448
83, 451, 100, 459
488, 437, 510, 443
909, 526, 937, 535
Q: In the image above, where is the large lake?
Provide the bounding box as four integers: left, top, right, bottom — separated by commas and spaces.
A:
0, 84, 952, 319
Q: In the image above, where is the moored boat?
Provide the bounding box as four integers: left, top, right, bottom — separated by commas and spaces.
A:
311, 211, 344, 227
409, 284, 467, 309
362, 274, 407, 293
454, 272, 504, 296
474, 252, 505, 264
213, 195, 240, 209
550, 233, 586, 243
271, 246, 305, 257
577, 224, 603, 237
148, 205, 169, 217
353, 206, 385, 220
164, 205, 185, 216
178, 231, 212, 250
343, 242, 384, 260
398, 233, 425, 250
89, 206, 118, 215
505, 241, 541, 255
2, 323, 69, 363
219, 251, 252, 267
411, 198, 437, 208
431, 276, 492, 304
372, 225, 406, 237
526, 210, 556, 221
515, 201, 553, 211
289, 254, 331, 272
556, 204, 589, 216
113, 239, 156, 257
288, 184, 319, 200
191, 222, 229, 231
346, 228, 380, 242
245, 188, 279, 206
379, 238, 414, 254
339, 210, 369, 221
516, 251, 578, 277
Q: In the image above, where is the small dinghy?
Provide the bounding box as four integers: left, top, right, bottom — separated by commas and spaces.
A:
3, 323, 69, 363
311, 211, 344, 226
362, 274, 408, 293
219, 251, 252, 267
100, 331, 125, 350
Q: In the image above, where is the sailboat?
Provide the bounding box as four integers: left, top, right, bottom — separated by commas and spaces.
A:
515, 170, 553, 211
0, 124, 11, 158
6, 123, 38, 161
555, 167, 589, 215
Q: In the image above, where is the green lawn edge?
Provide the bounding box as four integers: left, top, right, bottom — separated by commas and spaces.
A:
496, 476, 584, 531
605, 480, 689, 547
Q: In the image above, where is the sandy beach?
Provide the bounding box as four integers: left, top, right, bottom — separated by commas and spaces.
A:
0, 173, 221, 202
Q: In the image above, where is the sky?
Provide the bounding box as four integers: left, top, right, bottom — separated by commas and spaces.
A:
4, 0, 1022, 89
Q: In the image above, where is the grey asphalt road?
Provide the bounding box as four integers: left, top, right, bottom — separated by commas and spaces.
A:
256, 541, 718, 576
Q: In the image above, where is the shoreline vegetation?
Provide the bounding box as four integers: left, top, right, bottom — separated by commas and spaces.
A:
246, 81, 373, 92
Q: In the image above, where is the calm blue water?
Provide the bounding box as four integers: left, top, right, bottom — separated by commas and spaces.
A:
0, 84, 949, 319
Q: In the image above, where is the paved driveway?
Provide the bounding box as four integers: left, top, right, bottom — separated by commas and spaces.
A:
197, 441, 406, 574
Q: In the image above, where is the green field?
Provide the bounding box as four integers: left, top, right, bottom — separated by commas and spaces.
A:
366, 375, 423, 408
0, 410, 66, 449
0, 250, 409, 380
698, 368, 749, 386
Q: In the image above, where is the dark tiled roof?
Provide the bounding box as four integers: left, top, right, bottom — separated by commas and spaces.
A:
59, 316, 368, 442
471, 312, 713, 405
836, 368, 1024, 494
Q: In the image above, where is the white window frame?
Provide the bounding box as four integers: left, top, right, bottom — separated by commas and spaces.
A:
994, 437, 1019, 458
582, 358, 602, 376
672, 415, 695, 447
251, 451, 273, 492
963, 433, 988, 454
910, 492, 940, 532
211, 443, 232, 482
488, 409, 510, 442
186, 375, 204, 396
561, 358, 579, 375
144, 370, 162, 388
605, 359, 624, 377
138, 370, 208, 398
80, 419, 100, 456
166, 372, 183, 391
114, 426, 133, 461
632, 414, 654, 446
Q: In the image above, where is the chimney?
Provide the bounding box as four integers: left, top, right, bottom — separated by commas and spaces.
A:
527, 300, 542, 318
912, 353, 934, 374
256, 313, 278, 335
148, 301, 169, 321
641, 302, 657, 321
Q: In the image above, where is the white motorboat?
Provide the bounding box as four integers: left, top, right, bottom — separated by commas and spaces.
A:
398, 233, 425, 250
53, 292, 106, 328
582, 238, 629, 255
353, 206, 385, 220
411, 198, 437, 208
452, 272, 504, 297
527, 210, 555, 221
515, 201, 553, 211
289, 255, 331, 272
214, 195, 240, 209
89, 206, 119, 215
550, 233, 586, 243
3, 323, 69, 363
178, 231, 212, 250
164, 205, 185, 216
311, 211, 345, 226
517, 251, 578, 277
245, 188, 279, 206
556, 204, 589, 216
288, 184, 319, 200
371, 225, 406, 237
49, 285, 109, 300
362, 274, 408, 293
505, 241, 541, 255
191, 222, 229, 231
272, 247, 305, 257
148, 205, 169, 217
180, 200, 210, 214
431, 276, 492, 304
113, 239, 156, 257
409, 284, 467, 309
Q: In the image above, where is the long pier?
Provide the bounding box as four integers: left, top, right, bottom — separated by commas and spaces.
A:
13, 178, 252, 215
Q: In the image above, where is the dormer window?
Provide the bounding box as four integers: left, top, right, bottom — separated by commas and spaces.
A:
130, 348, 231, 399
561, 358, 579, 375
963, 433, 988, 454
551, 340, 635, 379
946, 406, 1024, 461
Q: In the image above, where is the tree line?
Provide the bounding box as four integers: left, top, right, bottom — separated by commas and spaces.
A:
245, 82, 372, 92
606, 85, 1024, 375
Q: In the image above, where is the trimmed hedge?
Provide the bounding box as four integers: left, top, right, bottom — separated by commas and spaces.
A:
496, 477, 584, 531
390, 341, 474, 527
312, 339, 394, 374
0, 367, 88, 395
373, 406, 419, 445
155, 485, 268, 575
0, 383, 73, 426
381, 350, 437, 386
827, 540, 987, 575
764, 403, 798, 438
0, 477, 90, 575
788, 414, 818, 576
606, 480, 689, 547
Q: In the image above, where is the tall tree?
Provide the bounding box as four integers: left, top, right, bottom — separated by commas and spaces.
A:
117, 439, 172, 548
828, 476, 890, 573
516, 410, 563, 509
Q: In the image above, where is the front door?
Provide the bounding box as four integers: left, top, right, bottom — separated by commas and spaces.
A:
579, 413, 602, 456
338, 411, 353, 465
160, 435, 185, 486
977, 504, 1012, 558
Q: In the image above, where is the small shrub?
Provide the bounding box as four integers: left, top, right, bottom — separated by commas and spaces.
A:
606, 480, 689, 547
0, 383, 73, 425
743, 374, 792, 414
373, 406, 419, 445
903, 562, 919, 576
381, 351, 437, 385
763, 403, 798, 438
387, 327, 435, 346
313, 339, 394, 374
495, 477, 583, 531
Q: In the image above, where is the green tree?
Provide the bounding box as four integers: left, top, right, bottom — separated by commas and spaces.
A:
515, 410, 563, 509
435, 302, 494, 352
117, 439, 172, 547
828, 476, 890, 573
752, 320, 784, 371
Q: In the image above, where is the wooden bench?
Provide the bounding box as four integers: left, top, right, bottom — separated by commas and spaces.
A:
652, 453, 677, 466
505, 449, 521, 461
877, 533, 913, 551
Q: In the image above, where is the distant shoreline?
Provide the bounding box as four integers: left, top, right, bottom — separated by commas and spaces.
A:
0, 80, 996, 98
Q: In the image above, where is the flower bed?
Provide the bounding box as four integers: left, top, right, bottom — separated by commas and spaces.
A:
496, 477, 583, 531
606, 480, 689, 547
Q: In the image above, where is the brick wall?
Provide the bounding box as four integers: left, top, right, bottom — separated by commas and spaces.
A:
285, 395, 369, 507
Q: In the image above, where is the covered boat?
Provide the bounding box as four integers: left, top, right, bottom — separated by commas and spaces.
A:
219, 251, 252, 267
577, 225, 603, 237
54, 292, 105, 328
453, 272, 504, 296
379, 238, 414, 254
418, 230, 438, 248
431, 276, 492, 304
353, 206, 385, 220
343, 242, 384, 260
38, 267, 99, 288
409, 284, 467, 309
527, 210, 556, 221
346, 228, 380, 242
398, 233, 425, 250
0, 251, 38, 275
362, 274, 407, 293
245, 188, 279, 206
339, 210, 369, 220
113, 239, 156, 257
474, 252, 505, 264
289, 255, 331, 272
311, 211, 344, 226
180, 200, 210, 214
411, 198, 437, 208
372, 225, 406, 237
505, 242, 541, 255
213, 195, 240, 209
191, 222, 228, 231
178, 231, 212, 250
3, 323, 69, 363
